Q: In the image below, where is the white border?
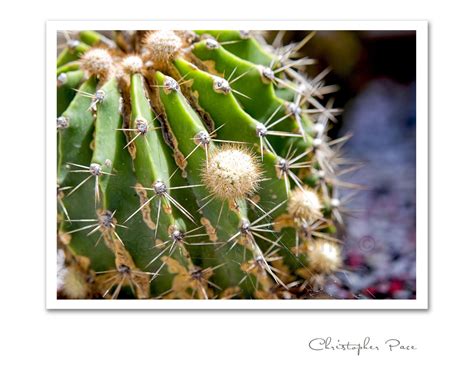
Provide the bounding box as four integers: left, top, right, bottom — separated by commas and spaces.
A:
46, 20, 428, 310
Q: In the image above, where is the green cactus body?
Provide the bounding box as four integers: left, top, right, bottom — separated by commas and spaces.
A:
192, 40, 314, 155
57, 41, 90, 67
56, 30, 349, 300
173, 59, 319, 276
195, 30, 275, 66
57, 70, 84, 116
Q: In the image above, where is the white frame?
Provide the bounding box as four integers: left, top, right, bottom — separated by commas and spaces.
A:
46, 20, 428, 309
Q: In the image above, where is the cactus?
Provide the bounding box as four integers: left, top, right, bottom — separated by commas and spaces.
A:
56, 30, 354, 300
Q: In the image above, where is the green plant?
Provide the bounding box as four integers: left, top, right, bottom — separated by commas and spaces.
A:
56, 30, 352, 299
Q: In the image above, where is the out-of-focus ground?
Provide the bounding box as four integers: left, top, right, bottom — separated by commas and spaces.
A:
295, 31, 417, 299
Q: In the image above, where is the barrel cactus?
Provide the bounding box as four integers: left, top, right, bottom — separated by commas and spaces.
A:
56, 30, 353, 300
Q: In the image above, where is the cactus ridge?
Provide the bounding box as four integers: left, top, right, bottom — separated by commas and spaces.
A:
56, 30, 355, 299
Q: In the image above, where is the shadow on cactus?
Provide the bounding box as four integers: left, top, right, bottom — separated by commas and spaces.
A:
56, 30, 359, 300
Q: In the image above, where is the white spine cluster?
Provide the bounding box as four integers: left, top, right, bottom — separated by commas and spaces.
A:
288, 187, 322, 224
202, 146, 262, 201
121, 55, 143, 74
80, 48, 114, 78
144, 30, 182, 67
307, 240, 341, 275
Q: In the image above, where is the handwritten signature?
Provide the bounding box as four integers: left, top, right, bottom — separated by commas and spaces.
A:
309, 337, 416, 355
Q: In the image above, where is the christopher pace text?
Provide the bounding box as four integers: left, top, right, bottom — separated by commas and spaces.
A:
308, 337, 416, 355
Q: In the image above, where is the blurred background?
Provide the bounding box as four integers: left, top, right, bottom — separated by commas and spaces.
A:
288, 31, 417, 299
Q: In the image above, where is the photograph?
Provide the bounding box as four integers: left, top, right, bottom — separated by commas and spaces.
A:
9, 1, 474, 376
51, 25, 425, 306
